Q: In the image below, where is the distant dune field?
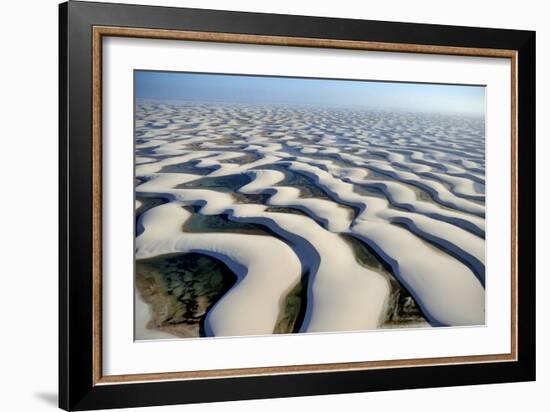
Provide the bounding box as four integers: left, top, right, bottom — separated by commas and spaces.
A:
134, 101, 486, 339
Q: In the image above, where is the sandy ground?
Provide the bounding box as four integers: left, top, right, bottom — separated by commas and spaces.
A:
134, 101, 486, 338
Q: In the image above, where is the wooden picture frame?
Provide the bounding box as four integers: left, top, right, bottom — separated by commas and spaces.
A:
59, 1, 535, 410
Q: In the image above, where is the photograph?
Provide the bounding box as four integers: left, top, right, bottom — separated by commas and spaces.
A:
133, 71, 487, 340
53, 1, 536, 410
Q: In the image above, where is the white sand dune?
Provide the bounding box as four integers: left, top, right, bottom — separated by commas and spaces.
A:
136, 202, 302, 336
240, 170, 353, 232
228, 210, 390, 332
278, 161, 486, 311
366, 162, 485, 216
134, 101, 486, 338
282, 155, 486, 235
137, 181, 390, 333
288, 142, 486, 216
350, 220, 484, 326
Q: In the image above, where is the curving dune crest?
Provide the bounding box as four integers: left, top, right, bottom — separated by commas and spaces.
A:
136, 202, 302, 337
134, 101, 486, 339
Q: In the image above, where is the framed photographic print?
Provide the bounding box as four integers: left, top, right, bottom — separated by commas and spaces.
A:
59, 1, 536, 410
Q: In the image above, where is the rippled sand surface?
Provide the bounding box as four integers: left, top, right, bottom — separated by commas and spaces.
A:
134, 101, 485, 339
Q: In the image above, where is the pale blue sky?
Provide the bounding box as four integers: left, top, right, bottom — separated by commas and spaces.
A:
135, 70, 485, 116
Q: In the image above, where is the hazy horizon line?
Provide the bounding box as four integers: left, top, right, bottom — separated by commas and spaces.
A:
136, 97, 486, 118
